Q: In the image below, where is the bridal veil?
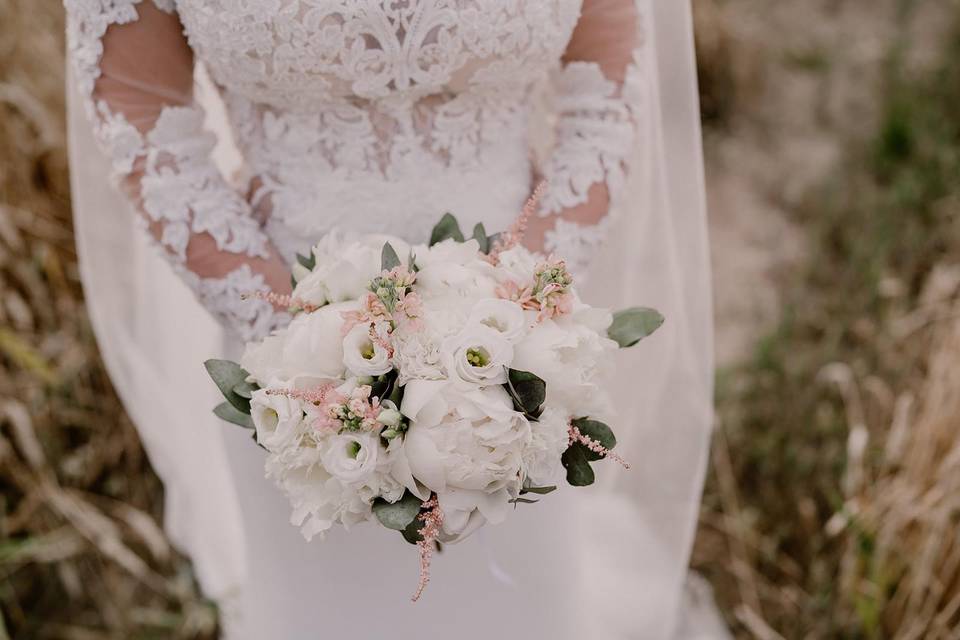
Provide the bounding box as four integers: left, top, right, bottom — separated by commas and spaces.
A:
67, 1, 713, 636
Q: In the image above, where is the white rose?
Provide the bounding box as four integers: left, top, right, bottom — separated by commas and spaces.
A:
342, 323, 393, 377
250, 388, 305, 453
442, 325, 514, 387
320, 432, 380, 484
467, 298, 528, 343
522, 407, 571, 487
241, 301, 356, 387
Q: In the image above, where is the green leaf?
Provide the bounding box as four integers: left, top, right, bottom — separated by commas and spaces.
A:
561, 445, 595, 487
370, 371, 397, 404
232, 380, 258, 400
472, 223, 489, 254
572, 418, 616, 451
213, 402, 254, 429
381, 242, 401, 272
296, 252, 316, 271
509, 497, 540, 505
504, 368, 546, 418
204, 359, 252, 413
429, 213, 465, 246
401, 515, 425, 545
520, 484, 557, 496
372, 491, 422, 531
608, 307, 665, 348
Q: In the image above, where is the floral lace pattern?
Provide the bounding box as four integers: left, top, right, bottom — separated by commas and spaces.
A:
65, 0, 286, 339
538, 51, 647, 277
65, 0, 648, 329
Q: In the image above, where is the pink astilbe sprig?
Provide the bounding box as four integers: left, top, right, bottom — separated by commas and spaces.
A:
411, 495, 444, 603
568, 424, 631, 470
241, 291, 321, 313
487, 180, 547, 263
265, 384, 336, 405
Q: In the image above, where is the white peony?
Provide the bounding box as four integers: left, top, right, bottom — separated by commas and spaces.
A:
293, 232, 410, 306
320, 431, 381, 484
413, 238, 498, 297
402, 385, 529, 537
467, 298, 528, 343
249, 388, 305, 453
510, 317, 617, 417
442, 324, 514, 387
494, 245, 540, 285
342, 323, 393, 377
521, 407, 571, 487
241, 301, 356, 387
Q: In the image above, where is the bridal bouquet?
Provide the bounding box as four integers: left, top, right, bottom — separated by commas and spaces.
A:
204, 196, 662, 600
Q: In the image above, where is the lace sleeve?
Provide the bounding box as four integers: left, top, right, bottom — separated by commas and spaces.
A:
64, 0, 290, 340
536, 0, 644, 277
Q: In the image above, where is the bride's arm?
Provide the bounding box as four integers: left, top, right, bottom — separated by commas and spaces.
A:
527, 0, 643, 276
64, 1, 291, 340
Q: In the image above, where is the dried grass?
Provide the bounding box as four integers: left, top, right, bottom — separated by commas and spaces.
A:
0, 1, 215, 637
693, 1, 960, 636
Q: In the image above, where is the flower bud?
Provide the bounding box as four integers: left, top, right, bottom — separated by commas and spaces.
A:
381, 428, 400, 440
378, 407, 402, 428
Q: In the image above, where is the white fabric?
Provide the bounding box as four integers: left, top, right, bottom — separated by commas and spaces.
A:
67, 0, 717, 637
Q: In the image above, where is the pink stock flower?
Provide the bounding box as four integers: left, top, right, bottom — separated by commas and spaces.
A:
496, 256, 574, 322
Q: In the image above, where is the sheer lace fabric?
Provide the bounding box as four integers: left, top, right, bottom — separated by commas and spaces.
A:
65, 0, 287, 340
65, 0, 646, 299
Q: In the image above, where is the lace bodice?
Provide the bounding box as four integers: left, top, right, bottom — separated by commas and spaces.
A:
64, 0, 646, 338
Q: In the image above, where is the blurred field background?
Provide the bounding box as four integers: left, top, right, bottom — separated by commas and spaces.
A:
2, 0, 960, 637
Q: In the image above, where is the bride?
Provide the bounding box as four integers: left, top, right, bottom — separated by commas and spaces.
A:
63, 0, 715, 638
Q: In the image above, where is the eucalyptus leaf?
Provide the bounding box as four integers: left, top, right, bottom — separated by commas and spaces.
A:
232, 380, 258, 400
561, 445, 595, 487
509, 497, 540, 505
381, 242, 401, 272
372, 491, 422, 531
608, 307, 665, 348
472, 223, 489, 254
296, 252, 316, 271
204, 359, 252, 413
401, 515, 425, 545
429, 212, 465, 246
213, 402, 254, 430
520, 485, 557, 496
504, 368, 546, 419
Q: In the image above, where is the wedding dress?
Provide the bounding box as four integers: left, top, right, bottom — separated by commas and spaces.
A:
63, 1, 717, 638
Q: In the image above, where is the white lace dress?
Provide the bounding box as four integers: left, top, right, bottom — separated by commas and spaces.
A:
64, 1, 718, 638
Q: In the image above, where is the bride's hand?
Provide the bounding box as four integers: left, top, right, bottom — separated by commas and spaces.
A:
185, 231, 293, 307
